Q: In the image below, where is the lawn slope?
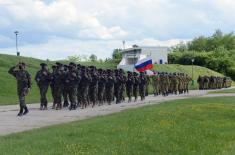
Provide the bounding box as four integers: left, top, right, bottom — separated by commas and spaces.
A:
1, 97, 235, 155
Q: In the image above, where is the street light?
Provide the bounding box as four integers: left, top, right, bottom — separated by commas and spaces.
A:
14, 31, 20, 56
191, 58, 195, 85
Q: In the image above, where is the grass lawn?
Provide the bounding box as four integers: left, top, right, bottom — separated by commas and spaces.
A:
209, 88, 235, 94
1, 97, 235, 155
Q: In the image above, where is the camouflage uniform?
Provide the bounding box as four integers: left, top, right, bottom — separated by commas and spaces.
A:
8, 63, 31, 116
139, 72, 147, 101
106, 70, 115, 104
126, 72, 134, 102
35, 63, 51, 110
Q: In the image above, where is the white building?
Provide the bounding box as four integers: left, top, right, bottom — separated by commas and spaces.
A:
117, 45, 170, 72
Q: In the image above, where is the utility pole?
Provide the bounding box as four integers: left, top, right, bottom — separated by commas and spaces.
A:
14, 31, 20, 56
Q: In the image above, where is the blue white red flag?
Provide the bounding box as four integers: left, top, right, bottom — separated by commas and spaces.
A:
134, 57, 153, 72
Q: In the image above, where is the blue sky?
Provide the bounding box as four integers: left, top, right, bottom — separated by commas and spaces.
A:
0, 0, 234, 60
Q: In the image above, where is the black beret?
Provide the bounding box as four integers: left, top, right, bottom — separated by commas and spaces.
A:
40, 63, 47, 67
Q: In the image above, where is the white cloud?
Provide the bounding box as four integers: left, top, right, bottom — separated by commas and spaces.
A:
0, 0, 235, 59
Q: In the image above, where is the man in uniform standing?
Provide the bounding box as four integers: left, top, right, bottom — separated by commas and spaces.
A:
8, 62, 31, 116
35, 63, 51, 110
126, 71, 134, 102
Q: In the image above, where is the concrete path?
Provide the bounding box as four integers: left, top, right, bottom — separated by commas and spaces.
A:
0, 88, 234, 136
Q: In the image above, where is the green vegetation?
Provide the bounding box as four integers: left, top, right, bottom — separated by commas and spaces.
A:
1, 97, 235, 155
169, 30, 235, 80
209, 88, 235, 94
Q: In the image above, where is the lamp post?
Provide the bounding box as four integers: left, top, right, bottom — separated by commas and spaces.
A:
14, 31, 20, 56
191, 58, 195, 85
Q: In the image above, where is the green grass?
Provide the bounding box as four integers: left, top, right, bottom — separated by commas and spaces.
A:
209, 88, 235, 94
1, 97, 235, 154
0, 54, 225, 105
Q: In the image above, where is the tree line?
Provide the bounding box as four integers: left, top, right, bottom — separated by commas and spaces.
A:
169, 30, 235, 80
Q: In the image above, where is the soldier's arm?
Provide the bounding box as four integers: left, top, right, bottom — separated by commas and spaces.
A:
35, 71, 40, 83
8, 66, 17, 77
27, 72, 32, 88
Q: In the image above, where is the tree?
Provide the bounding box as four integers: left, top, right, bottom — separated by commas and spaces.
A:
112, 49, 122, 62
89, 54, 97, 62
67, 55, 81, 62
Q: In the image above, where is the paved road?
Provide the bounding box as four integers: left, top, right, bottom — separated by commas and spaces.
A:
0, 88, 234, 136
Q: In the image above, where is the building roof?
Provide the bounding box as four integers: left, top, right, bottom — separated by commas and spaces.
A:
121, 46, 170, 53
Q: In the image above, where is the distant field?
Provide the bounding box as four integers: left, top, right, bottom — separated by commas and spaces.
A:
1, 97, 235, 155
0, 54, 226, 105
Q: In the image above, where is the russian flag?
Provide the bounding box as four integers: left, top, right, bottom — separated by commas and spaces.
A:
135, 57, 153, 72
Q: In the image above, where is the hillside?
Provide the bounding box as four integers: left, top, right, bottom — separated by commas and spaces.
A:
0, 54, 225, 105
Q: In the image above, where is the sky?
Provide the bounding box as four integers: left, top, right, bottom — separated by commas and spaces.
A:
0, 0, 234, 60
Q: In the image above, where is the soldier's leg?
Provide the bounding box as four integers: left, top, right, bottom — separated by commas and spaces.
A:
69, 87, 77, 110
63, 87, 69, 107
43, 85, 49, 109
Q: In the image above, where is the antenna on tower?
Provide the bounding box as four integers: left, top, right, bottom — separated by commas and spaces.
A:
122, 40, 125, 50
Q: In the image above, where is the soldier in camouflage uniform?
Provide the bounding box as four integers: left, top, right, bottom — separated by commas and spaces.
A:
64, 63, 80, 110
98, 69, 106, 105
8, 62, 31, 116
172, 73, 179, 94
126, 71, 134, 102
80, 67, 91, 109
151, 71, 160, 96
50, 65, 57, 108
62, 64, 69, 107
145, 72, 150, 96
52, 62, 64, 110
139, 72, 147, 101
133, 72, 140, 102
89, 66, 99, 107
35, 63, 51, 110
114, 69, 122, 104
106, 69, 115, 105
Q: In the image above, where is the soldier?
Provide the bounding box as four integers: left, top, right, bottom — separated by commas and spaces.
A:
151, 71, 159, 96
62, 64, 69, 107
98, 69, 106, 105
133, 72, 140, 101
126, 71, 134, 102
106, 69, 115, 105
80, 67, 91, 109
172, 73, 179, 94
139, 72, 147, 101
185, 74, 191, 93
52, 62, 64, 110
65, 63, 80, 110
35, 63, 51, 110
50, 65, 57, 108
145, 73, 151, 96
8, 62, 31, 116
197, 76, 203, 90
89, 66, 99, 107
114, 69, 122, 104
120, 69, 126, 102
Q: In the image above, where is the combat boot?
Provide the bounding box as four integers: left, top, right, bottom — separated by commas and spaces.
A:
56, 103, 62, 110
17, 107, 24, 116
23, 106, 29, 115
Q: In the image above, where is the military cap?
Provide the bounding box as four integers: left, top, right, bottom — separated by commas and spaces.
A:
52, 65, 57, 69
40, 63, 47, 67
56, 62, 63, 66
69, 62, 76, 67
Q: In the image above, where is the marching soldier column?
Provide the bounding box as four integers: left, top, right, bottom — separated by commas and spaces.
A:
8, 62, 232, 116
